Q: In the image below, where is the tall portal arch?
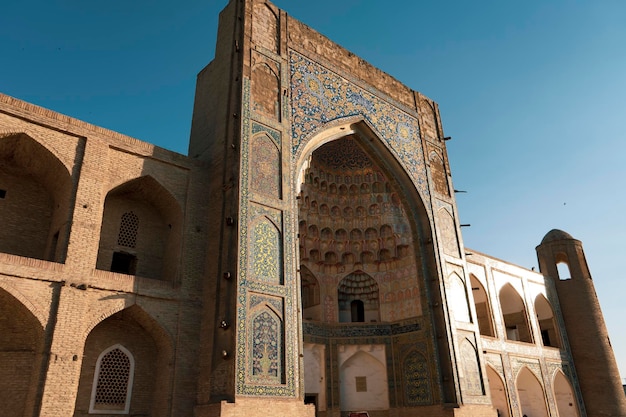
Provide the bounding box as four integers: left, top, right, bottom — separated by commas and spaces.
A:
295, 120, 456, 406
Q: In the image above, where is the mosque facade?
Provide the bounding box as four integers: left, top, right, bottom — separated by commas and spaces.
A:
0, 1, 624, 416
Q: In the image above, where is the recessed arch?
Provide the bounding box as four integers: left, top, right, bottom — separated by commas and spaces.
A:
250, 133, 281, 199
96, 175, 183, 282
0, 132, 73, 262
535, 294, 561, 348
470, 274, 495, 337
486, 366, 510, 417
339, 350, 389, 411
338, 271, 379, 323
295, 118, 455, 401
553, 370, 580, 417
499, 284, 533, 343
75, 305, 174, 416
449, 272, 471, 323
0, 287, 45, 417
516, 367, 548, 417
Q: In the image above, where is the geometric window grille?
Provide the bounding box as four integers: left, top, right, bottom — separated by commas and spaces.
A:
89, 344, 135, 414
117, 212, 139, 248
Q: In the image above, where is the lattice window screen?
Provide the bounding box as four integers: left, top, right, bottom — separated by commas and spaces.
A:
90, 345, 134, 413
117, 212, 139, 248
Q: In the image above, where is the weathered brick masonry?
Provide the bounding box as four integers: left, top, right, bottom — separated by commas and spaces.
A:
0, 1, 624, 417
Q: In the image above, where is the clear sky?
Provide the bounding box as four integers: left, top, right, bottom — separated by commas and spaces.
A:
2, 1, 625, 381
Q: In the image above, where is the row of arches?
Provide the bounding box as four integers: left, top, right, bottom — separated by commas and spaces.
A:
0, 287, 172, 416
488, 366, 579, 417
302, 199, 403, 217
0, 133, 183, 281
302, 223, 399, 240
463, 275, 561, 348
307, 169, 386, 186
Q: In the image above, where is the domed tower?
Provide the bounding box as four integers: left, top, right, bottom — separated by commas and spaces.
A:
536, 229, 626, 417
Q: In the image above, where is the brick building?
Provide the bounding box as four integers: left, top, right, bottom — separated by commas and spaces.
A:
0, 1, 624, 416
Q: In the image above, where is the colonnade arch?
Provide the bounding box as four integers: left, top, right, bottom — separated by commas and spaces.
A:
96, 175, 183, 282
0, 287, 45, 417
74, 304, 174, 417
0, 132, 73, 262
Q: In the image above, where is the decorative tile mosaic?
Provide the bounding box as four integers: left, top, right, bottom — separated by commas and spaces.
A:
249, 293, 284, 317
250, 135, 281, 199
250, 219, 282, 285
302, 320, 421, 339
250, 310, 282, 384
289, 51, 430, 201
251, 122, 281, 147
237, 78, 296, 397
460, 338, 483, 396
403, 350, 432, 406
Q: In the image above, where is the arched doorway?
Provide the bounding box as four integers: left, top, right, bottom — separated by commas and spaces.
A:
516, 367, 548, 417
0, 287, 45, 417
553, 370, 580, 417
486, 366, 510, 417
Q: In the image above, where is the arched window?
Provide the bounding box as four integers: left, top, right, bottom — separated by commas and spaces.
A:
470, 275, 495, 337
535, 295, 561, 348
90, 344, 135, 414
499, 284, 533, 343
555, 253, 571, 280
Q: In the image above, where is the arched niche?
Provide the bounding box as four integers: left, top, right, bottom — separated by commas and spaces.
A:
449, 272, 471, 323
301, 266, 321, 321
251, 2, 279, 53
250, 133, 281, 199
535, 294, 561, 348
0, 287, 45, 417
460, 339, 483, 395
339, 350, 389, 412
470, 274, 495, 337
250, 216, 283, 285
402, 350, 432, 406
74, 305, 173, 417
516, 367, 548, 417
553, 370, 580, 417
251, 62, 280, 119
96, 175, 183, 282
486, 366, 510, 417
0, 133, 73, 262
249, 307, 283, 385
499, 284, 533, 343
337, 271, 379, 323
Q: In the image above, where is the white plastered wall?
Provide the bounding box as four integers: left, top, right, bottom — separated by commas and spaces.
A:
303, 343, 326, 411
338, 344, 389, 412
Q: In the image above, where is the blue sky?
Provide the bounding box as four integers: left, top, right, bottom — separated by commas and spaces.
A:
2, 1, 625, 381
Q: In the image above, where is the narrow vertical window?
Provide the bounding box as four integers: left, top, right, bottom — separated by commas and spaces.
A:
557, 261, 571, 280
90, 344, 135, 414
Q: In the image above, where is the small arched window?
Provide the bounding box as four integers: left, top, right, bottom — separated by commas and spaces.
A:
90, 344, 135, 414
